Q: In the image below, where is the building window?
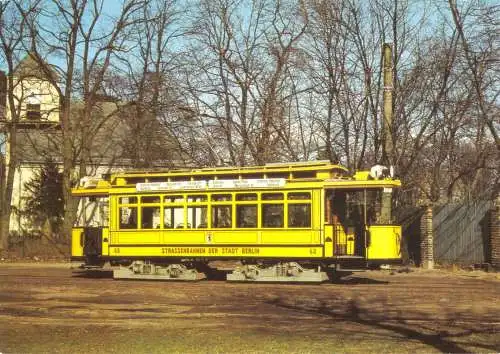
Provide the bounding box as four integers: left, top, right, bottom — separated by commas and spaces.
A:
26, 104, 41, 120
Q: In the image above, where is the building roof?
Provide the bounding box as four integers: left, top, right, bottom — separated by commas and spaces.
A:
13, 52, 58, 82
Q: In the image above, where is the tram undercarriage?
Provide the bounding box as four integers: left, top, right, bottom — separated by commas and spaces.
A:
74, 257, 365, 283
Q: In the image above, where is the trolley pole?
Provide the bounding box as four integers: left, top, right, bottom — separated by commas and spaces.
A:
380, 43, 393, 224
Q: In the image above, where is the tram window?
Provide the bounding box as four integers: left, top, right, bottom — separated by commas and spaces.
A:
164, 195, 184, 203
187, 206, 208, 229
236, 193, 257, 201
288, 204, 311, 227
119, 196, 137, 204
212, 205, 232, 228
164, 207, 184, 228
212, 194, 232, 202
188, 195, 207, 202
141, 196, 160, 204
288, 192, 310, 200
262, 193, 283, 200
236, 205, 257, 228
262, 204, 284, 227
141, 206, 160, 229
119, 206, 137, 229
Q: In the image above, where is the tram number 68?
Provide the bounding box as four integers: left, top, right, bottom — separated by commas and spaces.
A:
113, 247, 120, 254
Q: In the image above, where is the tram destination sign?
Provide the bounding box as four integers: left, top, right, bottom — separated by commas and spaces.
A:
136, 178, 286, 191
208, 178, 286, 189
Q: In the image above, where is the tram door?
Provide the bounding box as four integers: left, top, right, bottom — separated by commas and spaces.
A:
325, 190, 367, 258
75, 196, 110, 261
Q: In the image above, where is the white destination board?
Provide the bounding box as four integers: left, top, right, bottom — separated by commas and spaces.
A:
136, 178, 286, 191
136, 180, 207, 191
208, 178, 286, 189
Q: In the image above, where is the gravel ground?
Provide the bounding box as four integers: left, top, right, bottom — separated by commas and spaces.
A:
0, 263, 498, 353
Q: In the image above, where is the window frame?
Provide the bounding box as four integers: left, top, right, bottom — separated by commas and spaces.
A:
26, 103, 41, 120
118, 196, 138, 230
113, 189, 314, 231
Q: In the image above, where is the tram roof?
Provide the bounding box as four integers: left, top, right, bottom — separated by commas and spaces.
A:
72, 161, 402, 196
108, 160, 349, 185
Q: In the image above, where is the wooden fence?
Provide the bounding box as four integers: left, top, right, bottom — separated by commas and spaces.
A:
398, 200, 494, 265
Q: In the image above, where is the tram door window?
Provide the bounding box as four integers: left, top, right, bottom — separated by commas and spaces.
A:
262, 193, 284, 228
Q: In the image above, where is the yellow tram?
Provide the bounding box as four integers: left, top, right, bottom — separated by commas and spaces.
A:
71, 161, 401, 282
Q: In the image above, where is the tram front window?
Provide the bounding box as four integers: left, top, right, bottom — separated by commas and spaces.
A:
345, 190, 386, 225
76, 196, 109, 227
330, 189, 389, 226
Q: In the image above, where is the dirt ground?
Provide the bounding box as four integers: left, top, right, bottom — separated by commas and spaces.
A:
0, 263, 498, 353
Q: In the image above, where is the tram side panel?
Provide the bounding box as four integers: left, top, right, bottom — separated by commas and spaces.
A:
71, 228, 84, 258
71, 190, 401, 265
106, 189, 325, 261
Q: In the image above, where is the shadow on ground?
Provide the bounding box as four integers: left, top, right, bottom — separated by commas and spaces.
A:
266, 296, 498, 353
72, 269, 113, 279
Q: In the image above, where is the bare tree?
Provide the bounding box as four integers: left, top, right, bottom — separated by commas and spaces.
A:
20, 0, 146, 241
0, 1, 39, 251
448, 0, 499, 152
109, 0, 190, 168
184, 0, 309, 166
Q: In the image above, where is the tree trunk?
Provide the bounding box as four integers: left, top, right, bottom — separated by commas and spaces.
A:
60, 98, 76, 252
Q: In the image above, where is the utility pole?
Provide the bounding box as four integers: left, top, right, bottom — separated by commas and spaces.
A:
380, 43, 393, 224
382, 43, 394, 167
